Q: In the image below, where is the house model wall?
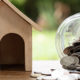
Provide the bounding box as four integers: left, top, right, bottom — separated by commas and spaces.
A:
0, 0, 41, 71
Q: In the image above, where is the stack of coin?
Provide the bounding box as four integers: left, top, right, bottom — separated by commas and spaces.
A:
60, 40, 80, 71
60, 56, 80, 70
63, 40, 80, 56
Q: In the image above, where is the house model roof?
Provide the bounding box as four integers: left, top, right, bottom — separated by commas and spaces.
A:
0, 0, 42, 31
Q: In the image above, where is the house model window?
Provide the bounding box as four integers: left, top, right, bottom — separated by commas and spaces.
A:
0, 0, 41, 71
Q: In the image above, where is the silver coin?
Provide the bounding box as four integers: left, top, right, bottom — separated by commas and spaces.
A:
63, 64, 76, 70
30, 73, 42, 78
62, 65, 68, 69
67, 64, 76, 70
71, 54, 80, 66
72, 56, 79, 65
60, 56, 79, 67
72, 52, 80, 56
76, 67, 80, 71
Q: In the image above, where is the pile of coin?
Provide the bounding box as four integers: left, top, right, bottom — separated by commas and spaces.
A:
60, 40, 80, 71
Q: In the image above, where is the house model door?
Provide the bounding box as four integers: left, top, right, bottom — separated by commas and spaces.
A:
0, 33, 25, 70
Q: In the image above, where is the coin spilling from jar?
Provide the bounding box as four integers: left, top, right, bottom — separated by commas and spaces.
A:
60, 40, 80, 71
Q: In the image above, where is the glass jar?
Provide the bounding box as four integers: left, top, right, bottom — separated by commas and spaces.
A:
56, 13, 80, 58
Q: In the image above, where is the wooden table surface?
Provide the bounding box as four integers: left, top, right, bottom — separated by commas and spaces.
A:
0, 60, 60, 80
0, 71, 35, 80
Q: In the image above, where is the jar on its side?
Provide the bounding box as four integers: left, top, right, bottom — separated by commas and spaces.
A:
56, 13, 80, 58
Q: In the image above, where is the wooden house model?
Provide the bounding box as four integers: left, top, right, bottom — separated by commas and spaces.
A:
0, 0, 41, 71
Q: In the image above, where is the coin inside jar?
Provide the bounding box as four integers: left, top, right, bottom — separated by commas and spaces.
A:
63, 46, 73, 55
60, 56, 79, 67
63, 64, 76, 70
76, 67, 80, 71
62, 65, 76, 70
71, 52, 80, 56
70, 46, 80, 54
73, 41, 80, 46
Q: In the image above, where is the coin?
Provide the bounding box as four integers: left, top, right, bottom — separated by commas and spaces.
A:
41, 73, 51, 76
71, 52, 80, 59
37, 76, 54, 80
72, 52, 80, 56
30, 73, 42, 78
76, 67, 80, 71
50, 69, 55, 72
60, 56, 79, 67
34, 72, 42, 74
73, 41, 80, 46
63, 46, 73, 55
73, 56, 79, 65
67, 64, 76, 70
62, 65, 68, 69
63, 64, 76, 70
72, 46, 80, 53
69, 71, 80, 74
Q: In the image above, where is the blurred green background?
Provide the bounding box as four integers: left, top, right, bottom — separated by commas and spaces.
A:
9, 0, 80, 60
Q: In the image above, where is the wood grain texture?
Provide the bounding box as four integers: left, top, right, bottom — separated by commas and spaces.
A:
0, 71, 35, 80
0, 2, 32, 71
